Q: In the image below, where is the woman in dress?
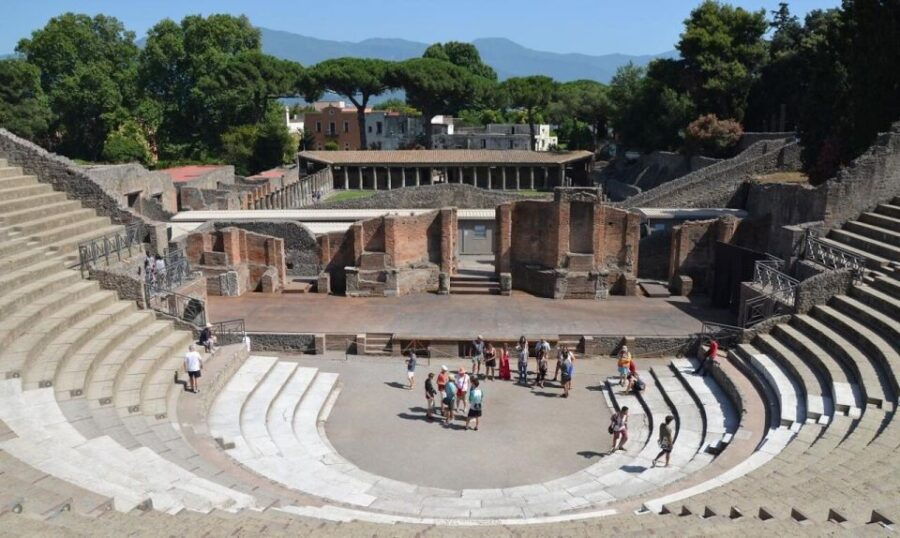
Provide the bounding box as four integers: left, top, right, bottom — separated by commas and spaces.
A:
498, 343, 511, 380
610, 406, 629, 452
484, 341, 497, 380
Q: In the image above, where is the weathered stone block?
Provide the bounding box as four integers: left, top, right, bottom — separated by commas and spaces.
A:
499, 272, 512, 296
671, 274, 694, 296
316, 272, 330, 294
438, 272, 450, 295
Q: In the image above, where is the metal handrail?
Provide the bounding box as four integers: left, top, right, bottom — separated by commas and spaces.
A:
801, 229, 866, 282
143, 249, 196, 296
698, 321, 743, 349
211, 318, 245, 346
146, 289, 206, 327
77, 221, 144, 277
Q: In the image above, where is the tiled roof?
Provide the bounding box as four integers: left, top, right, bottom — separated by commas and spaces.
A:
160, 165, 228, 183
298, 149, 593, 166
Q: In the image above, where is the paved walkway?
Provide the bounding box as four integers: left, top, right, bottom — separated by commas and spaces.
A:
208, 294, 733, 339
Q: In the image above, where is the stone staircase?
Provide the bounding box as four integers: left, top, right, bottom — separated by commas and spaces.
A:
449, 274, 500, 295
818, 196, 900, 271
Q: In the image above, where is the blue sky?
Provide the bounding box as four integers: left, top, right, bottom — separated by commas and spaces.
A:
2, 0, 840, 56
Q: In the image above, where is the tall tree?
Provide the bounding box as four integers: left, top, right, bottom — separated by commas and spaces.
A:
423, 41, 497, 80
548, 80, 611, 149
677, 0, 768, 120
502, 76, 557, 150
0, 59, 52, 142
16, 13, 138, 159
389, 58, 489, 148
304, 58, 394, 150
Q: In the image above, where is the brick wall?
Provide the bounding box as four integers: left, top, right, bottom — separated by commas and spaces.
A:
185, 226, 286, 295
668, 216, 740, 292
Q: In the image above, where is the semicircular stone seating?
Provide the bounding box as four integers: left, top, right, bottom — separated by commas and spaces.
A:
1, 155, 899, 535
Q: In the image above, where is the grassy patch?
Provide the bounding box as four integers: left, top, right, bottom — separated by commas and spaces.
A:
511, 189, 550, 198
326, 190, 378, 203
753, 172, 809, 184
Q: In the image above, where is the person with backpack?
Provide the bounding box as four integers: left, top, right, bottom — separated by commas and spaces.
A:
626, 372, 646, 395
609, 406, 629, 452
466, 379, 484, 431
653, 415, 675, 467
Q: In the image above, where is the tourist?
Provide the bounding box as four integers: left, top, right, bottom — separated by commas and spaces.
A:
425, 372, 437, 420
561, 351, 574, 398
406, 350, 417, 390
610, 406, 629, 451
626, 372, 646, 395
538, 339, 551, 373
516, 342, 529, 385
471, 336, 485, 378
154, 255, 166, 280
455, 368, 470, 412
694, 339, 719, 377
617, 346, 633, 387
184, 345, 203, 394
484, 341, 497, 380
442, 378, 457, 424
498, 344, 511, 381
436, 365, 449, 392
653, 415, 675, 467
535, 351, 548, 388
466, 379, 484, 431
199, 323, 217, 353
553, 345, 565, 382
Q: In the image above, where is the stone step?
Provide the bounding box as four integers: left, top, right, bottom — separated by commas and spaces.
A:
0, 279, 99, 348
0, 165, 23, 177
736, 344, 805, 427
828, 229, 900, 263
875, 202, 900, 219
0, 183, 54, 201
843, 220, 900, 248
0, 452, 114, 517
0, 200, 82, 226
850, 282, 900, 321
0, 258, 64, 296
4, 207, 97, 236
639, 281, 671, 298
860, 211, 900, 233
648, 366, 711, 473
754, 332, 831, 422
771, 323, 861, 416
0, 289, 118, 379
0, 473, 74, 520
53, 311, 156, 401
792, 314, 887, 409
0, 191, 69, 215
669, 358, 737, 455
114, 330, 193, 413
872, 275, 900, 299
0, 174, 38, 190
25, 215, 112, 246
0, 244, 50, 270
241, 361, 298, 458
22, 301, 136, 390
208, 356, 279, 443
812, 305, 899, 407
830, 295, 900, 353
45, 223, 127, 259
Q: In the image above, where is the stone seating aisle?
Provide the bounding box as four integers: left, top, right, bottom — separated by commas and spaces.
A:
820, 196, 900, 270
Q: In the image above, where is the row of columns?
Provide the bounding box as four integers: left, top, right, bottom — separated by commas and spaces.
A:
241, 169, 334, 209
334, 164, 571, 191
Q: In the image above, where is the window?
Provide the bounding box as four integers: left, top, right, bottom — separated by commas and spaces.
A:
328, 122, 336, 135
509, 140, 514, 149
316, 121, 321, 133
376, 121, 383, 134
481, 139, 487, 149
126, 191, 141, 208
368, 125, 373, 133
343, 121, 349, 133
473, 225, 487, 238
400, 123, 406, 134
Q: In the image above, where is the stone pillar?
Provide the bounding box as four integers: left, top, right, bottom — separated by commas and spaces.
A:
401, 167, 407, 187
439, 207, 456, 274
443, 167, 449, 184
387, 167, 393, 190
358, 167, 364, 190
560, 165, 567, 187
495, 203, 513, 275
343, 167, 349, 190
415, 167, 421, 186
515, 167, 521, 190
530, 167, 536, 190
501, 166, 507, 190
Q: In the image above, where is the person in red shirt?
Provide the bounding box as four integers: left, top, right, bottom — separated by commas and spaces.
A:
694, 339, 719, 377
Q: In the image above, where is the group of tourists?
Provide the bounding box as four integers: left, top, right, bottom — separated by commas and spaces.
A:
140, 253, 167, 286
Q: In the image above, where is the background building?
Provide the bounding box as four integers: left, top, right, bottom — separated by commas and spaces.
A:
434, 123, 557, 151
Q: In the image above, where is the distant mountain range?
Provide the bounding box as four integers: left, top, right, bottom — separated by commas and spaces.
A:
260, 28, 676, 83
6, 28, 674, 89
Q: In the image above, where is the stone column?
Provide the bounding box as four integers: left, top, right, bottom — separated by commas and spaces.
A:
401, 167, 407, 187
343, 167, 349, 190
560, 164, 567, 187
443, 167, 449, 184
415, 167, 421, 186
501, 166, 507, 190
495, 203, 513, 274
515, 166, 521, 190
358, 167, 364, 190
529, 167, 535, 190
387, 167, 393, 190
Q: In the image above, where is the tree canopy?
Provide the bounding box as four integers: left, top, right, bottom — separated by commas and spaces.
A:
0, 59, 52, 142
423, 41, 497, 80
501, 76, 557, 150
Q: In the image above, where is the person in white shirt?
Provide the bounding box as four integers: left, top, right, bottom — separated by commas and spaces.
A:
184, 345, 203, 393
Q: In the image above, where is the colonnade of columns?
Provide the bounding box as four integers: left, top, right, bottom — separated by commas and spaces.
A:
241, 168, 334, 209
333, 164, 573, 191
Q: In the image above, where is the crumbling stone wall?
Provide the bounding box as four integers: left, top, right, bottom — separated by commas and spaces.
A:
496, 187, 640, 299
208, 220, 319, 277
668, 216, 740, 293
622, 138, 801, 209
80, 163, 178, 214
596, 151, 721, 202
185, 227, 287, 295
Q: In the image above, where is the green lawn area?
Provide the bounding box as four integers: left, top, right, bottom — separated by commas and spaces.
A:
326, 190, 377, 203
512, 189, 550, 198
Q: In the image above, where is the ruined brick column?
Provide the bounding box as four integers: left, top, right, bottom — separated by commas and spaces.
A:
495, 203, 513, 274
439, 208, 456, 274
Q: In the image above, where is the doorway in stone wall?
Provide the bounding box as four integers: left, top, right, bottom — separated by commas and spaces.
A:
569, 202, 594, 254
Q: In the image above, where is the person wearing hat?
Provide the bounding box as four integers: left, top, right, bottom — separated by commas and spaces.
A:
436, 365, 449, 393
455, 367, 470, 412
198, 323, 216, 354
